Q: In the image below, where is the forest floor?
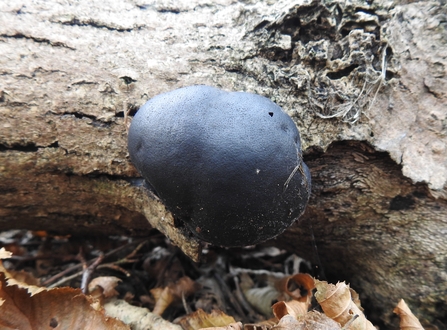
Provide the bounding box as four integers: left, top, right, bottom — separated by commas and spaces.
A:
0, 230, 421, 329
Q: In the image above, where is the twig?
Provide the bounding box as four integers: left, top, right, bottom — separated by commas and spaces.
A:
214, 273, 247, 321
43, 239, 144, 286
81, 253, 104, 294
42, 262, 83, 286
182, 291, 193, 314
342, 314, 359, 329
97, 263, 131, 277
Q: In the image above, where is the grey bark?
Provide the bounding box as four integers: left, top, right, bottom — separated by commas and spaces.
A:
1, 0, 446, 327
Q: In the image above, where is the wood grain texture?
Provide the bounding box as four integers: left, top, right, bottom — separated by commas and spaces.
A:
276, 141, 447, 326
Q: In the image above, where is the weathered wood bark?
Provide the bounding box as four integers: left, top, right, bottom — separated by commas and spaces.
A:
279, 141, 447, 327
1, 0, 446, 327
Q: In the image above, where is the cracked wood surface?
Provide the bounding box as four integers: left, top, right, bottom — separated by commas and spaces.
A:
1, 0, 447, 327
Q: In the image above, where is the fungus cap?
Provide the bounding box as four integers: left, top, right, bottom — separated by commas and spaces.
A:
128, 85, 311, 247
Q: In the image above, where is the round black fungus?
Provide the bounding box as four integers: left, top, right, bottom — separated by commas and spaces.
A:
128, 85, 311, 247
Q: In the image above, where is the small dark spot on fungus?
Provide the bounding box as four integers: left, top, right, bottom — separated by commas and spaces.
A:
120, 76, 137, 85
49, 318, 58, 328
389, 195, 415, 211
128, 85, 311, 247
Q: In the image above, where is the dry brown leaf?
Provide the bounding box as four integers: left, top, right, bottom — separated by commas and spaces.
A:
6, 269, 40, 286
272, 300, 308, 319
200, 321, 243, 330
297, 310, 342, 330
0, 272, 129, 330
240, 272, 315, 318
270, 311, 342, 330
239, 272, 280, 317
393, 299, 424, 330
275, 273, 315, 302
178, 309, 236, 330
0, 248, 12, 259
0, 260, 46, 296
88, 276, 122, 298
271, 315, 301, 329
350, 288, 363, 311
151, 276, 200, 315
244, 317, 278, 330
244, 285, 280, 317
151, 286, 175, 315
2, 245, 26, 259
314, 280, 375, 330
